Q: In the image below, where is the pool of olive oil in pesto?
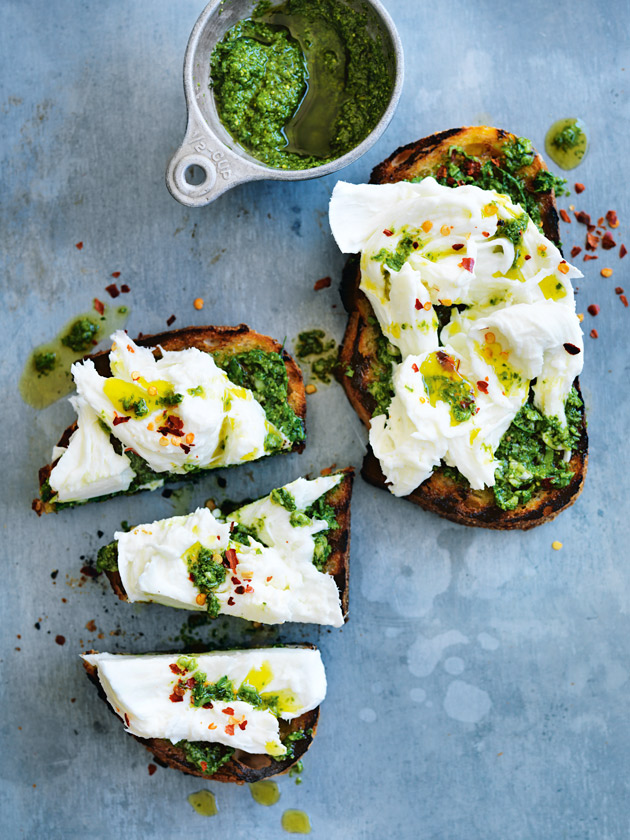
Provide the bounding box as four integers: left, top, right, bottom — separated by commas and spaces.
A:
210, 0, 393, 170
545, 118, 588, 170
187, 789, 218, 816
19, 305, 130, 410
249, 779, 281, 805
281, 808, 311, 833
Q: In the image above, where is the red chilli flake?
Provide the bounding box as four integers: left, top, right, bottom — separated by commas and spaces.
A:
590, 329, 599, 339
477, 381, 489, 394
166, 314, 176, 327
524, 254, 531, 260
606, 210, 619, 228
314, 276, 332, 291
620, 295, 629, 308
239, 720, 248, 731
620, 245, 627, 259
227, 596, 235, 606
111, 271, 121, 278
587, 304, 600, 316
75, 242, 83, 250
452, 243, 464, 251
55, 635, 65, 646
105, 283, 120, 298
121, 283, 130, 293
615, 286, 624, 295
575, 211, 591, 226
222, 707, 235, 716
601, 232, 616, 250
583, 255, 598, 261
570, 246, 582, 258
414, 299, 422, 310
169, 692, 184, 703
575, 183, 585, 194
113, 414, 131, 426
459, 257, 475, 272
169, 664, 184, 675
563, 343, 581, 355
234, 585, 245, 595
383, 229, 393, 237
559, 209, 571, 224
225, 548, 238, 571
225, 724, 235, 736
93, 298, 105, 315
200, 761, 208, 773
411, 363, 419, 373
148, 764, 157, 776
586, 233, 599, 250
245, 584, 254, 593
231, 576, 241, 585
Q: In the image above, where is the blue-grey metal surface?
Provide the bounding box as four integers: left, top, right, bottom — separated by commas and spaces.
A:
1, 1, 629, 838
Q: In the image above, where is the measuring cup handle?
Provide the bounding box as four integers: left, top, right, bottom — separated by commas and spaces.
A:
166, 117, 257, 207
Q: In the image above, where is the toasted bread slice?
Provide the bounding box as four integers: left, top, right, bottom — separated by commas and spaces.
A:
101, 467, 353, 620
83, 650, 319, 783
34, 324, 306, 515
338, 127, 588, 530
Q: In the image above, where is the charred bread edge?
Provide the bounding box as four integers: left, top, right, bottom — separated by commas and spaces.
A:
104, 466, 354, 621
34, 324, 307, 515
337, 127, 587, 530
82, 644, 320, 784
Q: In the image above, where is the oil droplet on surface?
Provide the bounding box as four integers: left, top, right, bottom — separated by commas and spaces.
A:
19, 305, 130, 409
282, 809, 311, 834
249, 780, 280, 806
544, 118, 588, 170
187, 789, 218, 816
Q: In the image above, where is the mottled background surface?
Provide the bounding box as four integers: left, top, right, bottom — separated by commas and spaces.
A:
1, 1, 629, 838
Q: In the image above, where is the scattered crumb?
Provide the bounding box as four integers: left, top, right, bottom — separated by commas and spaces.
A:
166, 314, 176, 327
148, 764, 157, 776
55, 635, 66, 646
314, 276, 332, 291
305, 384, 317, 394
85, 620, 97, 632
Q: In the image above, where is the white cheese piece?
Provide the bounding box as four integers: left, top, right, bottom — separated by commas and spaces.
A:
70, 332, 286, 475
82, 648, 326, 755
330, 178, 585, 496
116, 475, 345, 626
49, 396, 134, 502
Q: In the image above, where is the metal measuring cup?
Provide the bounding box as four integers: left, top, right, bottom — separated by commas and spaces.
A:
166, 0, 404, 207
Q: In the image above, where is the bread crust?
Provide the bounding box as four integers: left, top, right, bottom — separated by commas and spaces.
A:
34, 325, 306, 515
83, 648, 320, 784
338, 127, 588, 530
103, 467, 354, 619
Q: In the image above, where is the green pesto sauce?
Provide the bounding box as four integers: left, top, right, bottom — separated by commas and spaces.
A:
295, 329, 338, 384
186, 545, 226, 617
491, 212, 529, 268
493, 388, 583, 510
420, 351, 476, 424
412, 137, 568, 230
210, 0, 393, 170
545, 118, 588, 170
20, 305, 130, 410
180, 740, 234, 777
372, 234, 418, 273
270, 487, 297, 510
214, 348, 305, 445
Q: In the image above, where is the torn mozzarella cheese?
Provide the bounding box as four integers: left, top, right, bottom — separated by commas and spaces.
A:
48, 396, 134, 502
83, 648, 326, 756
